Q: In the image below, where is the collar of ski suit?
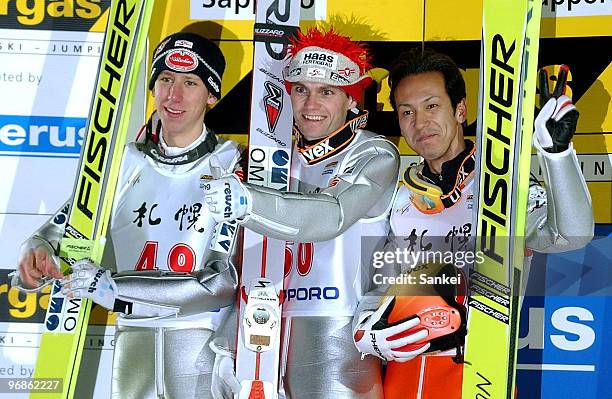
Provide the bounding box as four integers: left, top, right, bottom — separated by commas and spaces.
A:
401, 140, 475, 214
295, 108, 368, 165
136, 112, 218, 166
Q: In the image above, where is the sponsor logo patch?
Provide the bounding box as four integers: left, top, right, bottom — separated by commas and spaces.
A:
208, 76, 220, 93
337, 67, 356, 77
264, 81, 283, 133
330, 71, 350, 84
288, 67, 301, 77
301, 139, 334, 161
174, 39, 193, 48
165, 49, 198, 72
154, 38, 171, 59
306, 67, 325, 78
301, 51, 338, 68
150, 148, 188, 164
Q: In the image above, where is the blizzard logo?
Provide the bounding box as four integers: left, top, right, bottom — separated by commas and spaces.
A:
223, 182, 232, 218
207, 76, 220, 93
285, 286, 340, 301
301, 139, 334, 162
254, 28, 284, 37
258, 68, 284, 84
88, 269, 105, 293
264, 81, 283, 132
0, 115, 85, 157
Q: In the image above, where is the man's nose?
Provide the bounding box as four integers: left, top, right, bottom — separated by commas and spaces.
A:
168, 82, 183, 102
414, 110, 428, 129
303, 92, 319, 108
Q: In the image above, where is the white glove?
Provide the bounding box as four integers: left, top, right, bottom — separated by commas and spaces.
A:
534, 66, 578, 153
203, 174, 252, 223
209, 337, 241, 399
61, 259, 118, 310
353, 297, 431, 363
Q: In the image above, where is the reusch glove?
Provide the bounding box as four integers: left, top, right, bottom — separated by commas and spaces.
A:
534, 65, 579, 153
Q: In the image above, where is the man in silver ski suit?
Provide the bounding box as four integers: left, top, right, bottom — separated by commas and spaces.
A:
12, 32, 241, 399
351, 48, 594, 399
204, 28, 398, 398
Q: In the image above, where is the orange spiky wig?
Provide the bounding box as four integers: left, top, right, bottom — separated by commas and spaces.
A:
284, 27, 373, 101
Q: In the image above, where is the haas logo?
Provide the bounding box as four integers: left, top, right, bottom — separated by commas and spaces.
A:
264, 81, 283, 133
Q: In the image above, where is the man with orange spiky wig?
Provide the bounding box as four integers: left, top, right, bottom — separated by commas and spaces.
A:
204, 28, 399, 398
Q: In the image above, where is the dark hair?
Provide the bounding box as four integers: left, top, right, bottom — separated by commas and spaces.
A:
389, 47, 466, 112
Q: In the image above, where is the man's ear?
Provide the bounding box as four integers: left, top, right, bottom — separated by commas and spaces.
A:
347, 95, 357, 110
207, 93, 218, 105
455, 98, 467, 123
